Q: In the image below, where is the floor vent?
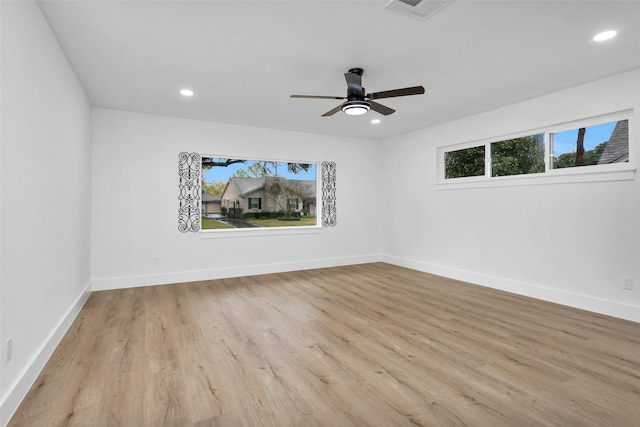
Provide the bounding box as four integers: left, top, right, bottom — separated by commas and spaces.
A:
384, 0, 454, 20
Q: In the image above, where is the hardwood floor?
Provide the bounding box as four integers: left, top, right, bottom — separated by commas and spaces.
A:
8, 263, 640, 426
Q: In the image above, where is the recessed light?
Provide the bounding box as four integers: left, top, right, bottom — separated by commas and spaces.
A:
593, 30, 617, 42
180, 89, 194, 97
371, 119, 381, 124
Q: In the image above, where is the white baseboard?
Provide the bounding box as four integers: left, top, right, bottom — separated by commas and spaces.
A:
6, 254, 634, 427
1, 281, 92, 427
382, 255, 640, 323
1, 255, 381, 425
91, 254, 382, 291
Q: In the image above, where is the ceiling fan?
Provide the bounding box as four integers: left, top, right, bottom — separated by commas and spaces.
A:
291, 68, 425, 117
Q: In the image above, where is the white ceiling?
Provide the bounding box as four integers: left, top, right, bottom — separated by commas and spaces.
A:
37, 0, 640, 140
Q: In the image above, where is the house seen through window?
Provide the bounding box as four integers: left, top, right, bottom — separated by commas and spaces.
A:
201, 157, 317, 230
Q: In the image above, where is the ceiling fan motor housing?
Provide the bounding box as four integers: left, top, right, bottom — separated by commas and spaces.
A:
347, 91, 366, 101
346, 68, 366, 100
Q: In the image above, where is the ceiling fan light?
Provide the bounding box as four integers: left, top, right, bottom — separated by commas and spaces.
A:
342, 101, 370, 116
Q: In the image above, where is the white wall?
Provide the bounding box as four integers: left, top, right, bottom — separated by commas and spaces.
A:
382, 69, 640, 323
0, 1, 92, 424
1, 2, 638, 422
90, 108, 382, 290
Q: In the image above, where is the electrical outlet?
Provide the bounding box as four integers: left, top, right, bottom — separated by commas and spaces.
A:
5, 337, 13, 364
622, 276, 633, 290
152, 256, 159, 265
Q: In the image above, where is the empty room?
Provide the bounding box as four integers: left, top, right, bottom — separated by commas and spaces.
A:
1, 1, 639, 426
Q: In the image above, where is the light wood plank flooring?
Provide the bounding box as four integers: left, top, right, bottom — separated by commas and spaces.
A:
8, 263, 640, 426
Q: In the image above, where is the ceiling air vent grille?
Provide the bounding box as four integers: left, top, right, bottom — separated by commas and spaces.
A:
385, 0, 454, 20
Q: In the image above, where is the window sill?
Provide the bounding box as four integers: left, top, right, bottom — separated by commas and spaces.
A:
436, 166, 636, 190
200, 226, 322, 239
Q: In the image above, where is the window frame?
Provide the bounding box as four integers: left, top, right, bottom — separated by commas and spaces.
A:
199, 154, 323, 237
436, 110, 635, 189
248, 197, 262, 210
444, 145, 486, 179
287, 198, 298, 209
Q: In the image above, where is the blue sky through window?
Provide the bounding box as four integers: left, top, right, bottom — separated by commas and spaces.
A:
203, 159, 316, 183
552, 121, 616, 156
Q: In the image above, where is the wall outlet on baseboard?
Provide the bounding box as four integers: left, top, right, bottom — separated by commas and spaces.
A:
4, 337, 13, 364
622, 276, 633, 290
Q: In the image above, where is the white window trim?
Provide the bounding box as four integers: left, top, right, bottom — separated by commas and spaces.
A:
436, 110, 635, 190
200, 226, 322, 239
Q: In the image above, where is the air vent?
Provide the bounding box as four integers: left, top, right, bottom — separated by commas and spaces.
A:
385, 0, 454, 20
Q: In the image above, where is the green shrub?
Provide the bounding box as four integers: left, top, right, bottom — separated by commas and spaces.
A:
242, 211, 303, 220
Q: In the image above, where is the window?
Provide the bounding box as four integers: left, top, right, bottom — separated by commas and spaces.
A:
445, 146, 485, 179
491, 134, 545, 177
439, 112, 632, 186
444, 134, 544, 179
200, 157, 318, 230
248, 197, 261, 209
551, 120, 628, 169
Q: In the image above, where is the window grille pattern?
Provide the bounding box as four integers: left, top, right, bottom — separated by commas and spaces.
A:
321, 161, 337, 227
178, 152, 201, 232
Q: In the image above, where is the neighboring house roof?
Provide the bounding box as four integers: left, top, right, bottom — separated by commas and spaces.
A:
598, 120, 629, 164
287, 179, 317, 198
230, 177, 267, 195
201, 193, 221, 202
222, 176, 316, 199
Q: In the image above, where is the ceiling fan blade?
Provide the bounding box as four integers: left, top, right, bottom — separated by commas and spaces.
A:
291, 95, 344, 100
321, 104, 344, 117
369, 101, 395, 116
368, 86, 425, 100
344, 72, 363, 95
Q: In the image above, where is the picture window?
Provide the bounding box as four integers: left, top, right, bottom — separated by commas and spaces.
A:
200, 157, 318, 230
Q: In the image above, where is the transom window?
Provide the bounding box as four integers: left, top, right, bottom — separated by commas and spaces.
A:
491, 134, 545, 177
445, 146, 485, 179
551, 120, 629, 169
439, 112, 632, 185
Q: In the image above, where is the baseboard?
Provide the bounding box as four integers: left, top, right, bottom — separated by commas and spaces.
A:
91, 254, 382, 291
382, 255, 640, 323
0, 281, 92, 427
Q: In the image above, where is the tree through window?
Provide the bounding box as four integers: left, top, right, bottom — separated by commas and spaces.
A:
551, 120, 628, 169
441, 115, 630, 182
